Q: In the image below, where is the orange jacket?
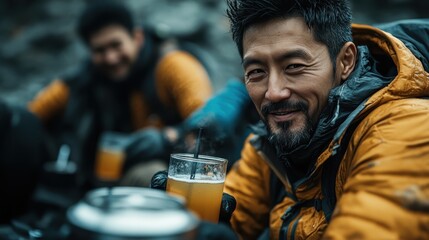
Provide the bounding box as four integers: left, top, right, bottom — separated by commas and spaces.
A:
28, 50, 212, 129
225, 23, 429, 239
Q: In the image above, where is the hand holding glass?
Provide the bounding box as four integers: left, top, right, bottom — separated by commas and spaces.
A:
166, 153, 228, 223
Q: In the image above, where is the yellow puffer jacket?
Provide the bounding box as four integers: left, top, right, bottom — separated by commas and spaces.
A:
28, 50, 212, 129
225, 23, 429, 239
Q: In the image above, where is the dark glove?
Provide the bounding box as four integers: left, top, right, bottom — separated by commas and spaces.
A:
150, 170, 237, 224
125, 128, 172, 165
219, 192, 236, 223
150, 170, 168, 190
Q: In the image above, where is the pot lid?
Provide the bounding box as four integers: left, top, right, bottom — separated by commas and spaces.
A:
67, 187, 198, 238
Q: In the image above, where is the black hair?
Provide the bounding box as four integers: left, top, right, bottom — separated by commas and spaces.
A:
77, 1, 134, 44
226, 0, 352, 63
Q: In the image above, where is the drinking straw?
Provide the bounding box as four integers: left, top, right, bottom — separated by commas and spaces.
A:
190, 128, 203, 179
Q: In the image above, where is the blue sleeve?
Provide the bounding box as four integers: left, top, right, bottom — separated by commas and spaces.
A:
185, 78, 252, 137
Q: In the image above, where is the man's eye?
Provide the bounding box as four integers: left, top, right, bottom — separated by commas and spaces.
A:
286, 64, 304, 69
92, 47, 105, 54
110, 41, 122, 49
245, 69, 265, 80
284, 64, 306, 75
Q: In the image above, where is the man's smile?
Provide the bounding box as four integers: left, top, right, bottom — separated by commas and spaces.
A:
268, 109, 301, 122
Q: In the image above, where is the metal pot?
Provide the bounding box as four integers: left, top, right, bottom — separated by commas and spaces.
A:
67, 187, 199, 240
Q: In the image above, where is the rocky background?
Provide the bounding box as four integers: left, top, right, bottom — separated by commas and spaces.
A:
0, 0, 428, 106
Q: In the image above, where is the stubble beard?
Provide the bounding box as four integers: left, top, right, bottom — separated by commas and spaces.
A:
262, 101, 315, 155
267, 119, 314, 155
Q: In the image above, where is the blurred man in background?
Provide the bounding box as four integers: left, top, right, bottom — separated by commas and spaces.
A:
28, 1, 212, 188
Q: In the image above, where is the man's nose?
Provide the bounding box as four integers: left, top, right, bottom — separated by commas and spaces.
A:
104, 49, 120, 65
265, 72, 292, 102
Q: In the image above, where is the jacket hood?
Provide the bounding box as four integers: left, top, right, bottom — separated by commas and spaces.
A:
321, 23, 429, 167
353, 23, 429, 110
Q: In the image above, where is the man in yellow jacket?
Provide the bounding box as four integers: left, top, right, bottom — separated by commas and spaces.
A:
28, 1, 212, 188
223, 0, 429, 239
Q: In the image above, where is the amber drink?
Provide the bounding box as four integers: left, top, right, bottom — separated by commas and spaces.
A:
94, 132, 128, 181
95, 148, 125, 181
166, 154, 228, 223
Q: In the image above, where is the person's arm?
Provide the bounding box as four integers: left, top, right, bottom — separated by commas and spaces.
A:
224, 135, 272, 239
155, 50, 213, 119
0, 100, 45, 222
0, 101, 11, 133
323, 99, 429, 240
184, 79, 251, 139
27, 79, 70, 123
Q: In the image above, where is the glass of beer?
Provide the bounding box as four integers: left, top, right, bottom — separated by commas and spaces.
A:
166, 153, 228, 223
94, 132, 128, 182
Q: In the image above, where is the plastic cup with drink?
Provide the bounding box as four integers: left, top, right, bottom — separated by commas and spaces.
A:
166, 129, 228, 223
94, 132, 129, 183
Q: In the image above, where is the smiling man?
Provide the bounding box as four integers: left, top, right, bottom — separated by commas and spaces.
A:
243, 17, 353, 156
88, 24, 141, 82
28, 1, 212, 188
223, 0, 429, 239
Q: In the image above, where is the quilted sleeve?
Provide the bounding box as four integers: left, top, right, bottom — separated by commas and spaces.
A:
28, 79, 69, 123
155, 51, 213, 119
323, 99, 429, 240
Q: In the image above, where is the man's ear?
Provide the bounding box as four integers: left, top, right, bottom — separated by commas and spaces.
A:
133, 28, 144, 48
336, 42, 357, 82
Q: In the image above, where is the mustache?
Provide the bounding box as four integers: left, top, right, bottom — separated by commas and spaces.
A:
261, 101, 309, 117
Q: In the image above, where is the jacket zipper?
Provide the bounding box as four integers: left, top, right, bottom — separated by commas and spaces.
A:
290, 215, 302, 240
279, 198, 321, 239
279, 207, 301, 239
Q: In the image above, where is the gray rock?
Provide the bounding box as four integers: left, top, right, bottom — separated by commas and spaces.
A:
0, 0, 427, 106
